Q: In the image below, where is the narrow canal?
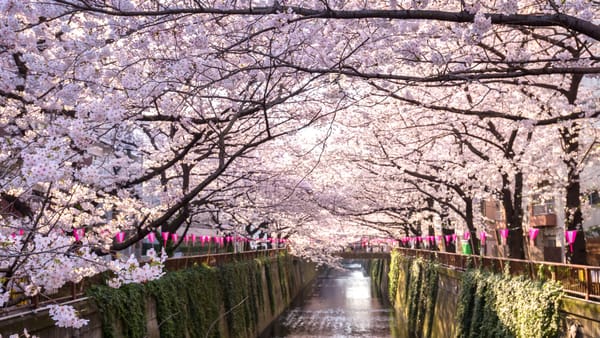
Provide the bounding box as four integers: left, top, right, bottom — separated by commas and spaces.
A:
260, 261, 400, 337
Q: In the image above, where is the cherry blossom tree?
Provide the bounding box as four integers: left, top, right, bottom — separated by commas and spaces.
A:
1, 0, 599, 328
0, 0, 349, 324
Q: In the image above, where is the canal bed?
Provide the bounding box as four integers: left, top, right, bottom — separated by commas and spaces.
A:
259, 261, 400, 337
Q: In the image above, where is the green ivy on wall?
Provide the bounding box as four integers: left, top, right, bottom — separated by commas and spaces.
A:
369, 259, 388, 299
455, 269, 563, 338
388, 250, 402, 306
263, 258, 276, 315
386, 253, 439, 338
277, 253, 290, 302
404, 257, 439, 338
219, 260, 263, 338
87, 282, 147, 338
87, 255, 294, 338
148, 264, 223, 338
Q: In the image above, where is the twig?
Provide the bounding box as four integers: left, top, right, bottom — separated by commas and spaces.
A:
205, 296, 248, 338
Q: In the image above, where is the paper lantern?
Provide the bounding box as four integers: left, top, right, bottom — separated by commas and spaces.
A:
464, 232, 471, 241
480, 231, 487, 246
529, 228, 539, 245
161, 232, 170, 247
171, 233, 179, 243
452, 234, 457, 242
499, 229, 509, 245
147, 232, 156, 243
115, 232, 125, 243
445, 235, 451, 244
565, 230, 577, 252
74, 228, 85, 241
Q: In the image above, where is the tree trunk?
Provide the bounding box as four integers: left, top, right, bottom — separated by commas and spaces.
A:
561, 76, 587, 265
561, 125, 588, 264
442, 227, 455, 253
564, 146, 588, 265
501, 172, 525, 259
464, 198, 480, 255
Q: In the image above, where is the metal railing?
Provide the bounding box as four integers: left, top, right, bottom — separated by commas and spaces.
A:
164, 248, 284, 271
0, 249, 284, 317
396, 248, 600, 301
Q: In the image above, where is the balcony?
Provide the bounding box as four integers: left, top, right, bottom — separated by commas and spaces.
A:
529, 201, 556, 227
530, 213, 557, 227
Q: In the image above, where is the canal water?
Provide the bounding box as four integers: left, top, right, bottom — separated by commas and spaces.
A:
260, 261, 400, 337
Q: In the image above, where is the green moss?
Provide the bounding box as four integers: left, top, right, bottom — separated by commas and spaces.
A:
264, 258, 276, 314
456, 269, 563, 338
387, 256, 439, 338
277, 253, 289, 302
86, 283, 147, 338
87, 255, 296, 338
388, 251, 402, 305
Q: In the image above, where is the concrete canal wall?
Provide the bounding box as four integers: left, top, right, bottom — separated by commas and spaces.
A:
0, 253, 317, 338
379, 252, 600, 338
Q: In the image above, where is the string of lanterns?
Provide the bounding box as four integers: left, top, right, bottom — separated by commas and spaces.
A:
5, 228, 580, 253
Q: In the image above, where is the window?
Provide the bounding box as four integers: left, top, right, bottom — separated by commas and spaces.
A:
545, 235, 556, 248
589, 191, 600, 206
532, 201, 554, 215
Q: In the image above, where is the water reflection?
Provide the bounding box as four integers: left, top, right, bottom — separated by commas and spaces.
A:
261, 261, 399, 338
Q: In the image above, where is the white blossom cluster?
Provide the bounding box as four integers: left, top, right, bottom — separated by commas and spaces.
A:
48, 304, 89, 329
0, 329, 38, 338
107, 248, 167, 288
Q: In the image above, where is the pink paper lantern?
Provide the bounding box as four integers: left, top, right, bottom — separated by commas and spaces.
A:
445, 235, 451, 244
19, 229, 24, 236
464, 232, 471, 241
115, 232, 125, 243
565, 230, 577, 253
499, 229, 509, 245
529, 228, 539, 245
191, 234, 197, 245
171, 233, 179, 243
147, 232, 156, 243
74, 228, 85, 241
161, 232, 170, 247
479, 231, 487, 246
201, 235, 207, 246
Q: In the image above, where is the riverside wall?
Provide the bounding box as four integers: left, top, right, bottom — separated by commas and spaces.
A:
374, 254, 600, 338
0, 253, 317, 338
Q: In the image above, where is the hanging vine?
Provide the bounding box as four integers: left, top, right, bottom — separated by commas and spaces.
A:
87, 255, 297, 338
455, 270, 563, 338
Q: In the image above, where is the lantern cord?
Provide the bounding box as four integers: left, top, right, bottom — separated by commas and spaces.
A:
205, 296, 249, 338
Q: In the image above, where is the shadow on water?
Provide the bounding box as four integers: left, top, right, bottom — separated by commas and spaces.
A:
259, 261, 406, 338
